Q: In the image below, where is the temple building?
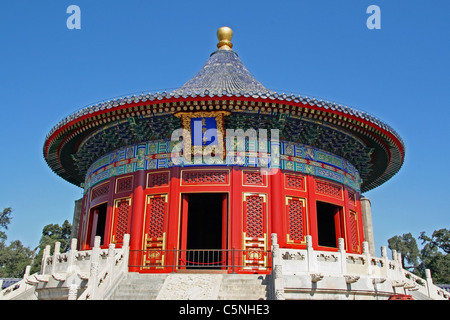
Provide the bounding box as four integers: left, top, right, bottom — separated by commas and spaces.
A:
45, 26, 403, 265
2, 27, 448, 300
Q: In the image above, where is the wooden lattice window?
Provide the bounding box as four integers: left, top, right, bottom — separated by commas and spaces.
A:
347, 189, 356, 207
91, 183, 109, 201
182, 170, 228, 185
245, 195, 264, 238
243, 171, 265, 186
143, 194, 168, 269
146, 196, 167, 238
111, 198, 131, 244
316, 180, 342, 199
349, 210, 360, 253
147, 172, 170, 188
286, 197, 307, 244
243, 194, 268, 269
116, 176, 133, 193
285, 174, 306, 191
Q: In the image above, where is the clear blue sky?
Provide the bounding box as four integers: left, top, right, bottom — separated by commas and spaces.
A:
0, 0, 449, 256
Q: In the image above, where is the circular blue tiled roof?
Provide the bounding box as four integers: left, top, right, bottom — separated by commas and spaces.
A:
171, 49, 273, 97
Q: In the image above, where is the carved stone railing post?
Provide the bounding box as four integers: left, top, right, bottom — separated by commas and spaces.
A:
390, 249, 398, 280
62, 238, 82, 300
106, 243, 116, 289
108, 243, 115, 264
380, 246, 387, 267
425, 269, 436, 299
306, 236, 323, 283
380, 246, 387, 257
306, 235, 317, 273
41, 245, 51, 274
391, 249, 403, 282
396, 252, 408, 293
397, 251, 403, 278
24, 265, 31, 279
122, 234, 130, 273
362, 241, 371, 276
67, 238, 78, 272
338, 238, 347, 274
391, 249, 397, 266
271, 233, 284, 300
51, 242, 61, 275
378, 246, 389, 282
87, 236, 101, 300
271, 233, 280, 265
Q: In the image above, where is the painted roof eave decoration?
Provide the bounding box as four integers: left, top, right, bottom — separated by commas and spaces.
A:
42, 93, 405, 192
44, 90, 403, 145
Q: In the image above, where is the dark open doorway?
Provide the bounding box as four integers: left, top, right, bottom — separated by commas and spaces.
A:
181, 193, 228, 269
88, 203, 107, 247
316, 201, 342, 248
187, 193, 224, 249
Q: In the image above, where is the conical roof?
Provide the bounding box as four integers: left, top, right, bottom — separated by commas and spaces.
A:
171, 26, 273, 97
171, 50, 273, 97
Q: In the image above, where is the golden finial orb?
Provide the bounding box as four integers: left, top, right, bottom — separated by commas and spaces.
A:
217, 26, 233, 50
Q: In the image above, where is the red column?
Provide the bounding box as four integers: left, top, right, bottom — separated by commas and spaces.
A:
228, 167, 242, 272
128, 170, 146, 272
167, 167, 181, 268
230, 167, 242, 253
306, 175, 319, 249
270, 170, 284, 247
342, 188, 351, 252
77, 193, 88, 250
102, 177, 116, 248
221, 194, 228, 251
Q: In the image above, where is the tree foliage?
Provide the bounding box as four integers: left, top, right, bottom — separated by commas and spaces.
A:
419, 229, 450, 254
387, 233, 420, 271
0, 207, 72, 277
0, 208, 13, 241
388, 228, 450, 284
30, 220, 72, 274
0, 208, 34, 278
39, 220, 72, 252
418, 229, 450, 284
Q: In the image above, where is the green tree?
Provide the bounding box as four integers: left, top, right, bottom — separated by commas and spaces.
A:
418, 229, 450, 284
387, 233, 420, 274
0, 208, 34, 278
388, 229, 450, 283
0, 207, 72, 277
419, 229, 450, 254
0, 208, 13, 241
30, 220, 72, 274
0, 240, 34, 278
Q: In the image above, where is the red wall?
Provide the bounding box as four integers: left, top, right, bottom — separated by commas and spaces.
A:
77, 166, 364, 273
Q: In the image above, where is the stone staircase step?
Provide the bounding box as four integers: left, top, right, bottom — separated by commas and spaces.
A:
107, 273, 271, 300
217, 274, 270, 300
108, 274, 168, 300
